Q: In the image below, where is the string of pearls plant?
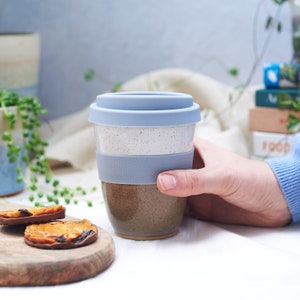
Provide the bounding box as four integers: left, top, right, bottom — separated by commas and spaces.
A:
0, 90, 95, 207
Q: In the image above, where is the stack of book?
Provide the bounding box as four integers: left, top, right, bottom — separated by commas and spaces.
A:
249, 62, 300, 159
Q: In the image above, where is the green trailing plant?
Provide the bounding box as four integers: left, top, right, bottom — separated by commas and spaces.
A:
277, 91, 300, 132
84, 68, 123, 92
0, 90, 96, 207
286, 114, 300, 131
277, 92, 300, 111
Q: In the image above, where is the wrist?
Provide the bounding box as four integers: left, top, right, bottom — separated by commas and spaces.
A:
266, 155, 300, 224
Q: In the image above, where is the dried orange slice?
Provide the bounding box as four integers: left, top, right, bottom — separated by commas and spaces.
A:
24, 219, 98, 249
0, 205, 65, 225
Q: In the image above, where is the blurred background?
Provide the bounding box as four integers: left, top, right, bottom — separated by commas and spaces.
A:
0, 0, 292, 120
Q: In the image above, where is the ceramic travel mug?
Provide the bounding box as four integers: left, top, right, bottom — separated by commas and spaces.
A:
88, 91, 201, 240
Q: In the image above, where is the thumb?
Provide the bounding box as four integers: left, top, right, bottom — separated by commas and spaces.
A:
157, 168, 219, 197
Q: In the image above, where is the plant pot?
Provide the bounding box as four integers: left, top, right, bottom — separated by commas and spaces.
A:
0, 106, 26, 197
0, 32, 40, 197
0, 32, 40, 96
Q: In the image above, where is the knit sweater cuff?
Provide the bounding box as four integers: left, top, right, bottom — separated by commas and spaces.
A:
266, 152, 300, 224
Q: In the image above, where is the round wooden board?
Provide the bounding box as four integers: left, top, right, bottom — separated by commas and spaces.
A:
0, 202, 115, 286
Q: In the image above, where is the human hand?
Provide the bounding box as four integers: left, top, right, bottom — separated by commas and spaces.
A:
157, 137, 292, 227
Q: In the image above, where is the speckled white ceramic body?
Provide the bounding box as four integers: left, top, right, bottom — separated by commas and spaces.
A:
93, 123, 196, 155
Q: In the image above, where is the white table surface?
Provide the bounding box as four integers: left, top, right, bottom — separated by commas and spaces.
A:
1, 168, 300, 300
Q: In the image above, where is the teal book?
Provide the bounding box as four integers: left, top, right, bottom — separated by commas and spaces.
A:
255, 88, 300, 109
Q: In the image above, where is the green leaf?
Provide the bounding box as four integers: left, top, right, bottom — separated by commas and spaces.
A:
228, 67, 238, 77
17, 176, 23, 183
84, 69, 95, 81
272, 0, 288, 5
286, 114, 300, 132
265, 16, 272, 30
111, 82, 123, 92
277, 21, 282, 33
2, 131, 12, 141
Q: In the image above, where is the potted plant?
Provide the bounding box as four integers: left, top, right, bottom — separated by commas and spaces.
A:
0, 90, 95, 206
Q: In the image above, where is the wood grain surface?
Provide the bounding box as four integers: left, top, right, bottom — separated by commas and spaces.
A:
0, 202, 115, 286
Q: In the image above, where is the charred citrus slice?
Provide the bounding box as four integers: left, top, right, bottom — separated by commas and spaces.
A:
24, 219, 98, 249
0, 205, 65, 225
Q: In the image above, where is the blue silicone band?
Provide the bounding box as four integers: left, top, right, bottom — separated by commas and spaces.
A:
96, 150, 194, 184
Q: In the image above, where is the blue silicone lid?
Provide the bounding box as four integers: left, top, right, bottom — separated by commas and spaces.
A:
88, 91, 201, 126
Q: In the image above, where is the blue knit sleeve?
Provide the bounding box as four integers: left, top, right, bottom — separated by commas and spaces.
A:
265, 133, 300, 223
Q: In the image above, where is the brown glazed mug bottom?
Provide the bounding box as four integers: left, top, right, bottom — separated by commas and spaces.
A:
101, 182, 187, 240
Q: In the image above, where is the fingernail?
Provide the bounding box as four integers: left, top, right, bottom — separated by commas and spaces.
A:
158, 174, 176, 190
